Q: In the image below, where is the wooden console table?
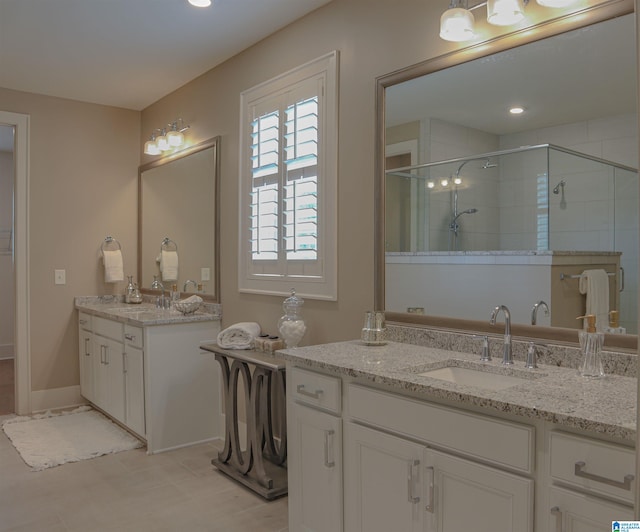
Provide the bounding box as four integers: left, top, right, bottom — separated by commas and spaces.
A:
200, 343, 287, 500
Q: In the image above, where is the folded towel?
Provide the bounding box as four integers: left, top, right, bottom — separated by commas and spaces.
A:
103, 249, 124, 283
217, 322, 261, 350
579, 269, 610, 331
159, 250, 178, 281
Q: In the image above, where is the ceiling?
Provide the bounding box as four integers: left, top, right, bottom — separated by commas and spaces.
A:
386, 13, 636, 136
0, 0, 331, 111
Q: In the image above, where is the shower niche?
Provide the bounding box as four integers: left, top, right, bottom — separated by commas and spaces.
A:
385, 144, 638, 331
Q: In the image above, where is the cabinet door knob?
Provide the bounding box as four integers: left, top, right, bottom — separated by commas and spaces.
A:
323, 429, 335, 468
407, 459, 420, 505
550, 506, 562, 532
296, 384, 323, 399
574, 461, 635, 490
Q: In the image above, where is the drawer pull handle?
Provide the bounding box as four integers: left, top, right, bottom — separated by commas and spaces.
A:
550, 506, 562, 532
125, 334, 136, 341
407, 460, 420, 504
296, 384, 323, 399
324, 429, 335, 468
425, 465, 434, 512
574, 461, 634, 490
84, 337, 91, 356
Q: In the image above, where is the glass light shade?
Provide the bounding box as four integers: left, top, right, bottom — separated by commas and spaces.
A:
453, 177, 463, 185
144, 140, 160, 155
536, 0, 577, 6
439, 7, 475, 42
156, 133, 170, 151
188, 0, 212, 6
167, 129, 184, 147
440, 178, 449, 187
487, 0, 525, 26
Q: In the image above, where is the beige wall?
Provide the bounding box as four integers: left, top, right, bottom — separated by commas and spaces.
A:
140, 0, 454, 343
0, 87, 139, 392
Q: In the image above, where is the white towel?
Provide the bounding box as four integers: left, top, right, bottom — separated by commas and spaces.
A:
103, 249, 124, 283
217, 322, 261, 350
159, 250, 179, 281
579, 269, 610, 331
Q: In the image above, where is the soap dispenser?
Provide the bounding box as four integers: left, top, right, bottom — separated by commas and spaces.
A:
604, 310, 626, 335
577, 314, 605, 378
125, 276, 143, 304
278, 288, 307, 348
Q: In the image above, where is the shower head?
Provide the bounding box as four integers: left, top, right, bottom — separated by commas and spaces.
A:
553, 180, 566, 194
452, 208, 478, 223
482, 159, 497, 169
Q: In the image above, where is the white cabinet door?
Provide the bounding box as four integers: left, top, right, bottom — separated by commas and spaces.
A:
93, 335, 125, 424
548, 486, 633, 532
288, 402, 342, 532
425, 448, 533, 532
78, 327, 95, 403
344, 421, 424, 532
124, 346, 145, 437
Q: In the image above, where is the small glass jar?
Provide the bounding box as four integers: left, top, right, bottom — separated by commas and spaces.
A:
278, 289, 307, 348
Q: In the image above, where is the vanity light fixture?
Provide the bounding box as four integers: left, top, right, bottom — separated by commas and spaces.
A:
188, 0, 212, 6
143, 118, 191, 155
439, 0, 578, 41
427, 180, 436, 189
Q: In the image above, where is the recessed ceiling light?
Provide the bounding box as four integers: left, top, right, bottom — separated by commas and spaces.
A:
509, 106, 525, 115
188, 0, 212, 6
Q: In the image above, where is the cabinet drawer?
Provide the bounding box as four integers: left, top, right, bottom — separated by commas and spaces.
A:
348, 383, 534, 473
290, 366, 341, 414
124, 325, 143, 349
93, 316, 123, 341
78, 312, 92, 331
550, 431, 635, 504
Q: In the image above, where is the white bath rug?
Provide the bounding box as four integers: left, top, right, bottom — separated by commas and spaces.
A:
2, 406, 143, 471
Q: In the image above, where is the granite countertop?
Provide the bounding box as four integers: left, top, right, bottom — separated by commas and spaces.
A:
278, 340, 637, 443
75, 296, 222, 326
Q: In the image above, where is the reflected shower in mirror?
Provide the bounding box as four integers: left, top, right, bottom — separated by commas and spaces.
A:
139, 137, 220, 301
377, 8, 638, 340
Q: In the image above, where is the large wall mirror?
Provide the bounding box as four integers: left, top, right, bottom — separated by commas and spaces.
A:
138, 137, 220, 301
375, 1, 637, 348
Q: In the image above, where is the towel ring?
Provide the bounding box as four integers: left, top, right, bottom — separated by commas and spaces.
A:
160, 237, 178, 252
101, 236, 122, 254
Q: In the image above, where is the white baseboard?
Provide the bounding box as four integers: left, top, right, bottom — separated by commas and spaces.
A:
30, 385, 87, 414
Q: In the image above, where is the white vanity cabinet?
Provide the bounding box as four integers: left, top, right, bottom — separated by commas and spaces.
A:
287, 367, 343, 532
547, 431, 634, 530
344, 383, 534, 532
92, 316, 127, 425
123, 324, 145, 437
77, 308, 222, 453
78, 312, 95, 403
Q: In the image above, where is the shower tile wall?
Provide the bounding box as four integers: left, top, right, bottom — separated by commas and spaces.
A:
428, 118, 499, 251
499, 113, 638, 332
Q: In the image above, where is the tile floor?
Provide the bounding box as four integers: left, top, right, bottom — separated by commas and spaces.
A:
0, 421, 288, 532
0, 358, 14, 415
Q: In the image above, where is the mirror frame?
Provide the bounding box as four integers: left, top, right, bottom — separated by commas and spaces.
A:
374, 0, 636, 351
138, 136, 221, 302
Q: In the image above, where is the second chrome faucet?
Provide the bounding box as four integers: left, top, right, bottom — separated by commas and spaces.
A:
489, 304, 513, 365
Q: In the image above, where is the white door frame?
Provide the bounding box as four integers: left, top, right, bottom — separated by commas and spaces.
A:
0, 111, 30, 415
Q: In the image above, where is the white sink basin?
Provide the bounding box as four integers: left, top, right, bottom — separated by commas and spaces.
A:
418, 366, 529, 391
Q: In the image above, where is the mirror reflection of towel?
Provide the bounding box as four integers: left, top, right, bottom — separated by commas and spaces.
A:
160, 250, 179, 281
103, 250, 124, 283
579, 269, 609, 331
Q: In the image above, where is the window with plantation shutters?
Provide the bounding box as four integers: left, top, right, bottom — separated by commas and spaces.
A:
239, 52, 338, 300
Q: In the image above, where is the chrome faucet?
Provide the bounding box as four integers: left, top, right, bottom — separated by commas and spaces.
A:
530, 300, 550, 325
183, 279, 198, 292
489, 305, 513, 365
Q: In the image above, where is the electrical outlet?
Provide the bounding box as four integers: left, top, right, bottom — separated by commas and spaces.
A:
201, 267, 210, 281
54, 269, 66, 285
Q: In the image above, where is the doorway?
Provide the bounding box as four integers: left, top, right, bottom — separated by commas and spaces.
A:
0, 111, 30, 416
0, 124, 15, 414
